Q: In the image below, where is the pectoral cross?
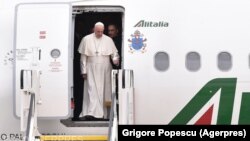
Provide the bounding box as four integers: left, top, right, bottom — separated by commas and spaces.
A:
94, 36, 102, 55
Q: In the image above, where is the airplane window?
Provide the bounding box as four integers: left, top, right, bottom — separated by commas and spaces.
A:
218, 52, 232, 71
186, 52, 201, 71
154, 52, 169, 71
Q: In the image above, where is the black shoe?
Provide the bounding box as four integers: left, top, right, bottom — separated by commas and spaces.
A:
83, 115, 107, 121
84, 115, 96, 121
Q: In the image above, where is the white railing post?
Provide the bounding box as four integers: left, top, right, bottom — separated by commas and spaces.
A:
118, 70, 134, 125
20, 70, 41, 141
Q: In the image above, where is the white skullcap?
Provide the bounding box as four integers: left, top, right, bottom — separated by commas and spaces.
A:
95, 22, 104, 27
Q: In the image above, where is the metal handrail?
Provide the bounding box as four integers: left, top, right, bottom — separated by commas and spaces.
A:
25, 93, 35, 141
107, 70, 118, 141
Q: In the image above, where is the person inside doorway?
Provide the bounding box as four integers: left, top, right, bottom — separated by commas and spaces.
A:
108, 23, 122, 69
78, 22, 119, 120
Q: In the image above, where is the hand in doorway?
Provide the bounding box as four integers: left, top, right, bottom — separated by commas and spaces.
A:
113, 59, 120, 66
82, 74, 87, 79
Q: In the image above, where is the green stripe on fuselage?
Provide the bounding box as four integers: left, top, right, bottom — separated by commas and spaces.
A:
169, 78, 236, 125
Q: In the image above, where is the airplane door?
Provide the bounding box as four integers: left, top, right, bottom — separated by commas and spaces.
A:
14, 3, 72, 118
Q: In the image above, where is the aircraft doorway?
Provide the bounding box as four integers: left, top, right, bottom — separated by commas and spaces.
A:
71, 6, 124, 123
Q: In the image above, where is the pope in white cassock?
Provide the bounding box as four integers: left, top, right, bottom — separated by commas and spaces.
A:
78, 22, 119, 120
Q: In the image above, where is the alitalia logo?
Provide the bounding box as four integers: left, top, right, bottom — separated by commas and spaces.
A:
134, 20, 168, 27
169, 78, 250, 125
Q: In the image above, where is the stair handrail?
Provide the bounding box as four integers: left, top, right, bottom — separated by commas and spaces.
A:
108, 70, 119, 141
25, 93, 35, 141
20, 70, 41, 141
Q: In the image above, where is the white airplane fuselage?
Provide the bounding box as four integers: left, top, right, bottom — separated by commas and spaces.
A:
1, 0, 250, 140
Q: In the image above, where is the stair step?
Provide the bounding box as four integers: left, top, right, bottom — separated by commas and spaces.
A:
60, 118, 109, 127
39, 135, 107, 141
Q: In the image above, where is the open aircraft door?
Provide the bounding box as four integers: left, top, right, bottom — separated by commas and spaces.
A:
14, 3, 73, 118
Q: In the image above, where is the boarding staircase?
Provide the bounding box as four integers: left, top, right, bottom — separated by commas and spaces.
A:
20, 69, 134, 141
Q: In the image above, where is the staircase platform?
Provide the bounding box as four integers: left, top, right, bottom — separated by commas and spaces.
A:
39, 135, 107, 141
60, 118, 109, 127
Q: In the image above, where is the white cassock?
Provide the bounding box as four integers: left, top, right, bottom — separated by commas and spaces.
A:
78, 33, 119, 118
